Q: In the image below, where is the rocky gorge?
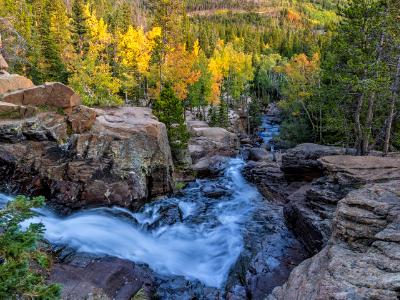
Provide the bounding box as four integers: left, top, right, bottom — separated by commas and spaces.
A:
1, 71, 400, 300
244, 142, 400, 298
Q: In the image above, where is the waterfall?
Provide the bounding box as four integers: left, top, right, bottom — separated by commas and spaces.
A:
13, 158, 263, 288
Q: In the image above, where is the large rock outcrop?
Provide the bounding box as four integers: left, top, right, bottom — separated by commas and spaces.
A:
1, 82, 81, 109
0, 73, 34, 94
243, 142, 400, 298
245, 143, 400, 254
187, 120, 239, 163
281, 143, 356, 181
284, 154, 400, 254
0, 84, 174, 212
320, 155, 400, 183
269, 181, 400, 299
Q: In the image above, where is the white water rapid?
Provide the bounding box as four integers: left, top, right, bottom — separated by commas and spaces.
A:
2, 158, 263, 288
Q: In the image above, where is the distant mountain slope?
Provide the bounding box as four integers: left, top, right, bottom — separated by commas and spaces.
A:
186, 0, 345, 12
186, 0, 343, 58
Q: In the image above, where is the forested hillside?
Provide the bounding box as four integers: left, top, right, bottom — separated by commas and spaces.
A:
0, 0, 399, 153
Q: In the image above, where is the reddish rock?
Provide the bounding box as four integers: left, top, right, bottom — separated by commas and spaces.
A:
0, 107, 174, 212
23, 85, 51, 106
0, 54, 8, 71
68, 105, 97, 133
1, 82, 81, 109
46, 82, 81, 108
0, 74, 34, 94
0, 90, 24, 105
49, 256, 153, 300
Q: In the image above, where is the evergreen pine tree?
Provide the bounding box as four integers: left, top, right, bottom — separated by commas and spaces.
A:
208, 105, 219, 127
38, 0, 68, 83
321, 0, 395, 153
153, 85, 190, 150
248, 98, 262, 134
218, 99, 229, 128
0, 196, 61, 299
71, 0, 89, 56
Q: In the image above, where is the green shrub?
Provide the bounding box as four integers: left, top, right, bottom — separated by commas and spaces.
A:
0, 196, 61, 299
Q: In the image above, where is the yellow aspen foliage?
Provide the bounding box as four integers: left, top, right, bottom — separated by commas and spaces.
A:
69, 4, 121, 107
275, 52, 320, 112
208, 40, 254, 104
160, 44, 201, 100
193, 39, 200, 57
286, 9, 302, 23
84, 4, 111, 59
276, 53, 320, 88
117, 26, 161, 76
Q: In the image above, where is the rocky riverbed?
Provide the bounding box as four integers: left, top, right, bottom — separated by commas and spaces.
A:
2, 158, 307, 300
2, 72, 400, 299
0, 74, 307, 299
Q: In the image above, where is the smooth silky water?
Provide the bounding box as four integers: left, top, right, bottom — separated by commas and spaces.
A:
1, 158, 265, 289
259, 115, 280, 145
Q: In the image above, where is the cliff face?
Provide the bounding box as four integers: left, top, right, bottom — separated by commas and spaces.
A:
283, 150, 400, 254
268, 180, 400, 299
0, 74, 174, 212
243, 143, 400, 298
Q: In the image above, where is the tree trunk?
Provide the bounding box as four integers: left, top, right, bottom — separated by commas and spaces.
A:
299, 100, 316, 133
362, 33, 385, 154
355, 93, 364, 155
362, 92, 376, 153
384, 54, 400, 155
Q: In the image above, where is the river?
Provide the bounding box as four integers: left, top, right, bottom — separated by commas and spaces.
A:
0, 117, 306, 299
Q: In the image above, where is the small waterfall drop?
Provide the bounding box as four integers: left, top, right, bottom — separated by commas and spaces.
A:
14, 158, 263, 288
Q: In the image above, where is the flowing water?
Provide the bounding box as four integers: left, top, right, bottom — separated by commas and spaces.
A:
4, 158, 265, 289
1, 117, 306, 298
259, 115, 280, 145
0, 193, 13, 207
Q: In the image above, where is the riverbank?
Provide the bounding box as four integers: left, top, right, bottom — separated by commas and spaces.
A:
1, 157, 308, 299
243, 142, 400, 299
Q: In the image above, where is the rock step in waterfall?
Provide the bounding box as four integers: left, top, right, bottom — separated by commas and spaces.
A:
1, 157, 307, 299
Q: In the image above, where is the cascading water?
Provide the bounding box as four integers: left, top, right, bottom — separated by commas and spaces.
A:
259, 115, 280, 145
9, 158, 264, 289
0, 193, 13, 207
